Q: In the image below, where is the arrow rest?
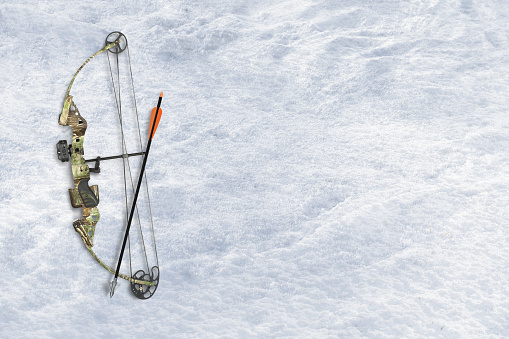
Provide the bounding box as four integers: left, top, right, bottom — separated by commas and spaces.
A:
105, 31, 127, 54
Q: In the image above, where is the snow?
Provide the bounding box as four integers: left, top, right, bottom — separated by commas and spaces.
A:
1, 0, 508, 337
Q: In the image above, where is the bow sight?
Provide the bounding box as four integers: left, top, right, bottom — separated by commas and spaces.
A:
56, 140, 70, 162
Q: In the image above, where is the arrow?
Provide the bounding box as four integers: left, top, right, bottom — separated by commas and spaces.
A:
110, 91, 163, 298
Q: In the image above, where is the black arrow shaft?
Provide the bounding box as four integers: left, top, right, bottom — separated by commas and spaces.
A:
113, 95, 163, 280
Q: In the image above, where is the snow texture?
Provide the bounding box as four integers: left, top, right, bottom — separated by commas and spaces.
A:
1, 0, 508, 337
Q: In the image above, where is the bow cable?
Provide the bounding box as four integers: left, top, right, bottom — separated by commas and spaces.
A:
105, 32, 159, 299
127, 45, 159, 271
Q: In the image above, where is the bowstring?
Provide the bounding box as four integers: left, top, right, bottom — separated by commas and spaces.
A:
107, 44, 151, 276
127, 45, 159, 269
106, 49, 132, 278
121, 44, 150, 273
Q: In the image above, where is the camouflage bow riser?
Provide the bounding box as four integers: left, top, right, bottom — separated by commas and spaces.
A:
60, 95, 100, 248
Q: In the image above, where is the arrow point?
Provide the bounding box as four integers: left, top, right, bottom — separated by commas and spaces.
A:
160, 91, 163, 98
109, 278, 119, 298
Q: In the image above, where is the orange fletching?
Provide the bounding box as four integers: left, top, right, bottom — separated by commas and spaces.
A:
149, 107, 162, 140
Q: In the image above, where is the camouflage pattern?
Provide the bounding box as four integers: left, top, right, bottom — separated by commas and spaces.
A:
64, 41, 118, 99
59, 95, 99, 248
87, 247, 154, 286
58, 38, 153, 286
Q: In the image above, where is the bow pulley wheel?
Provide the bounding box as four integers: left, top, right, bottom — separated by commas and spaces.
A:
130, 266, 159, 299
105, 31, 127, 54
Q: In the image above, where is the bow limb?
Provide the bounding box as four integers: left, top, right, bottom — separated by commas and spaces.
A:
86, 246, 154, 286
65, 41, 118, 98
59, 41, 118, 126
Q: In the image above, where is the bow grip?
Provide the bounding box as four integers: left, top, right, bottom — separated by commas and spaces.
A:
77, 178, 99, 208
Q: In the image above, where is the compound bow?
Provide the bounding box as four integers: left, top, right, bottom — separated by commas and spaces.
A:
57, 32, 159, 299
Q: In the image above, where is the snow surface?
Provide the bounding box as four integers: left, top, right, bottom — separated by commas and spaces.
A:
1, 0, 508, 337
